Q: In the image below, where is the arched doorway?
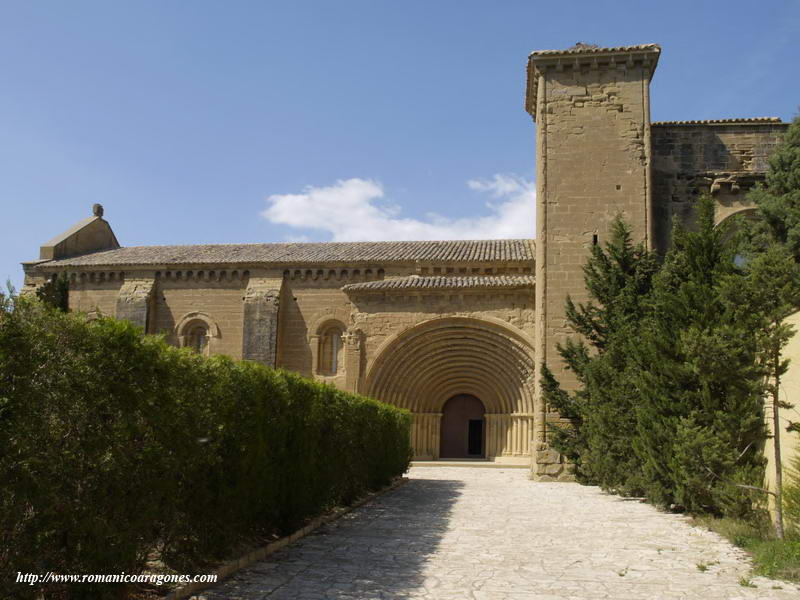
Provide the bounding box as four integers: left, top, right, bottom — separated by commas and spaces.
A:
440, 394, 485, 459
364, 317, 536, 460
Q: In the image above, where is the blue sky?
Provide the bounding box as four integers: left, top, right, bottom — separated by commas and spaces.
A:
2, 0, 799, 290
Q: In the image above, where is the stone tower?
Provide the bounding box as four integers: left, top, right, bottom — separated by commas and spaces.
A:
525, 44, 661, 479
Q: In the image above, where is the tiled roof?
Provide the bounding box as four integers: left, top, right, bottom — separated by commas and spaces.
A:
651, 117, 784, 126
42, 239, 536, 268
530, 44, 661, 57
343, 275, 535, 293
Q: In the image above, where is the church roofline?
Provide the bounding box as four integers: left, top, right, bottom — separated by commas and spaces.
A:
34, 239, 536, 269
41, 216, 100, 248
39, 214, 120, 261
343, 274, 535, 294
651, 117, 785, 126
528, 43, 661, 58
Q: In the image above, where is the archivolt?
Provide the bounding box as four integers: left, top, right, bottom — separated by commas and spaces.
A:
174, 311, 220, 338
365, 317, 535, 414
715, 206, 759, 228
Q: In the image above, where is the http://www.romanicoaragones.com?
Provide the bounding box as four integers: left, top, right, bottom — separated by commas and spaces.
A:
16, 571, 217, 587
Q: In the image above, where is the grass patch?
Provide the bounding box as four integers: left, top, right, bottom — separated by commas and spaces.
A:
692, 514, 800, 583
696, 560, 717, 572
750, 538, 800, 582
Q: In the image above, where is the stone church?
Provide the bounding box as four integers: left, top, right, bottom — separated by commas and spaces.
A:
21, 44, 789, 479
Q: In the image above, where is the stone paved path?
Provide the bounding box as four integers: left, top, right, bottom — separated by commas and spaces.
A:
201, 467, 799, 599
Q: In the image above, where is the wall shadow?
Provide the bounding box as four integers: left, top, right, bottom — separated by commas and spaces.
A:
204, 477, 463, 599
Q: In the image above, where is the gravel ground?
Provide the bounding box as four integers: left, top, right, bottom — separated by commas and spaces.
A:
200, 466, 799, 599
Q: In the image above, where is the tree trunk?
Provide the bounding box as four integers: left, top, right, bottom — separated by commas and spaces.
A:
772, 347, 785, 540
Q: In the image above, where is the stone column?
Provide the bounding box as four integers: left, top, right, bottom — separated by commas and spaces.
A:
411, 413, 442, 460
484, 414, 499, 459
343, 327, 363, 394
242, 277, 283, 367
115, 276, 155, 331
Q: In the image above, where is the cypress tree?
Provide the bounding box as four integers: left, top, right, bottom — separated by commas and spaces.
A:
542, 217, 659, 493
634, 196, 767, 516
749, 116, 800, 259
737, 115, 800, 535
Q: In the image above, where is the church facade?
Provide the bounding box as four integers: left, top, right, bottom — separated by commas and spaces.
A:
21, 44, 789, 479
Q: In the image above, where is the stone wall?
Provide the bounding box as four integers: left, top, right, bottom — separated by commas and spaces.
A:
355, 291, 535, 369
765, 309, 800, 524
154, 272, 248, 359
60, 269, 249, 358
651, 121, 788, 250
277, 275, 356, 384
67, 275, 123, 316
276, 263, 534, 391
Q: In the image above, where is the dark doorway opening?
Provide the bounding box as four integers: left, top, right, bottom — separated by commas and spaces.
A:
440, 394, 485, 459
468, 420, 483, 456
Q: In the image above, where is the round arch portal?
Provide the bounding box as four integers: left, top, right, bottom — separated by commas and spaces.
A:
364, 317, 536, 461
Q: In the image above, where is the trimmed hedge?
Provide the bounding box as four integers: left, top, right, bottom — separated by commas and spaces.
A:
0, 296, 412, 599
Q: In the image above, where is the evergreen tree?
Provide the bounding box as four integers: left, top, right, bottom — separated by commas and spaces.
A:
35, 272, 69, 312
634, 196, 767, 517
723, 246, 800, 537
541, 217, 660, 493
749, 114, 800, 448
737, 115, 800, 536
543, 118, 800, 519
749, 115, 800, 260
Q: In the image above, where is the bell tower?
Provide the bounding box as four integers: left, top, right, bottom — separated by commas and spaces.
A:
526, 44, 660, 480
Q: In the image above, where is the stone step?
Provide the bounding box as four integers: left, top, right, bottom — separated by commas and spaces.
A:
410, 459, 529, 469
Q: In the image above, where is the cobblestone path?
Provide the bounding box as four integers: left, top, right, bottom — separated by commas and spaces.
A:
201, 467, 799, 599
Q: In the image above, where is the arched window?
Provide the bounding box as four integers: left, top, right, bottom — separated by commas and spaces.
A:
318, 324, 344, 375
174, 312, 219, 356
187, 323, 209, 355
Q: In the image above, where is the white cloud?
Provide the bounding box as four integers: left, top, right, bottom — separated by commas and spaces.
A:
261, 174, 535, 241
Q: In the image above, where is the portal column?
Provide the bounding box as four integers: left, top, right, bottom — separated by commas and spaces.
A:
411, 412, 442, 460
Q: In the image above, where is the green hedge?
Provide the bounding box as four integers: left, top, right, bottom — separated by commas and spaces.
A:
0, 296, 411, 599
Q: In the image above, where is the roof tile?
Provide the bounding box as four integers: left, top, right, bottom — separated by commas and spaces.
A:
41, 239, 536, 268
651, 117, 783, 126
529, 43, 661, 57
343, 275, 535, 293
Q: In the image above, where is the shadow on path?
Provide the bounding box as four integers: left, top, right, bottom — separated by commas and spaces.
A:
203, 478, 463, 599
